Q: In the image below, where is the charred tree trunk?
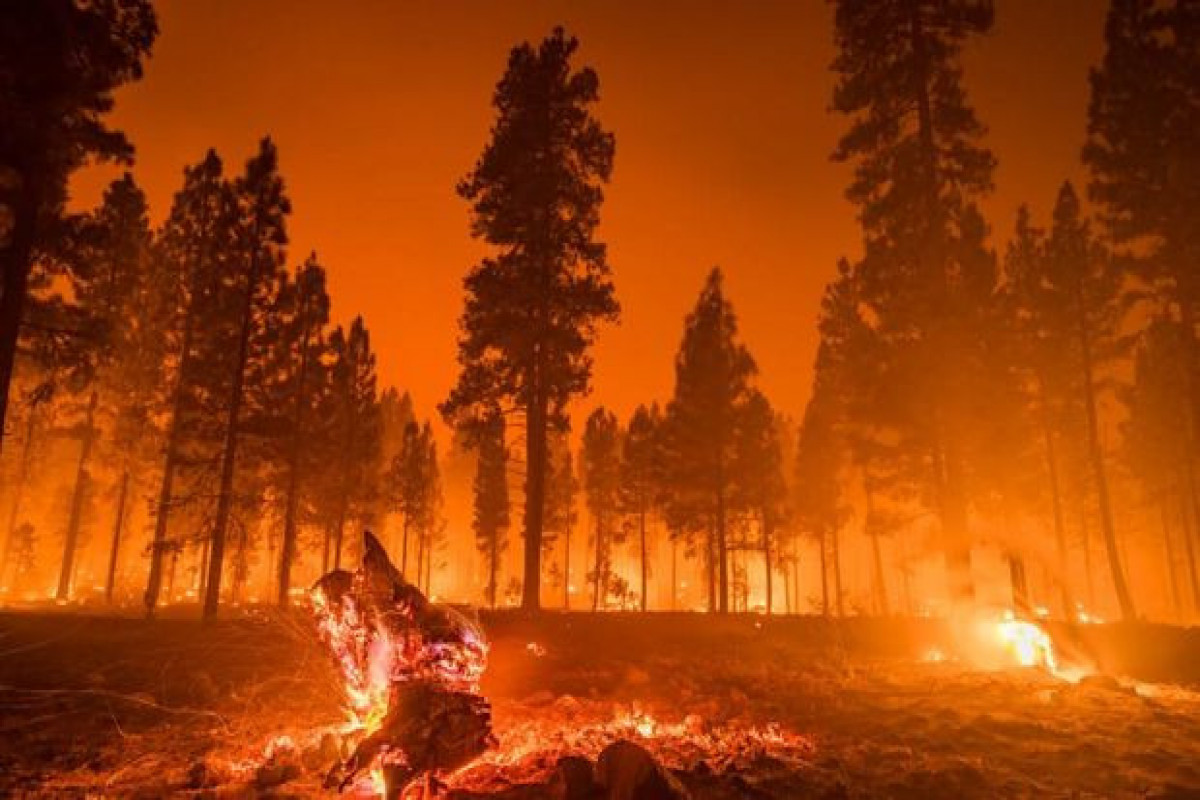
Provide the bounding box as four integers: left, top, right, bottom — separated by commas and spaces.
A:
203, 250, 263, 621
1178, 481, 1200, 612
866, 484, 889, 615
1074, 282, 1135, 620
818, 529, 830, 617
146, 283, 200, 617
1160, 500, 1183, 619
0, 181, 38, 460
762, 515, 773, 616
831, 524, 844, 618
521, 369, 548, 611
105, 469, 131, 604
488, 527, 498, 609
638, 509, 648, 612
669, 535, 677, 611
591, 518, 604, 612
277, 301, 317, 607
1042, 422, 1073, 616
1180, 459, 1200, 611
562, 516, 571, 610
57, 391, 99, 602
1081, 501, 1097, 609
1, 402, 39, 585
716, 474, 729, 614
401, 515, 410, 578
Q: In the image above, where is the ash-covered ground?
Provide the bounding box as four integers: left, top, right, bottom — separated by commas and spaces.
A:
1, 610, 1198, 799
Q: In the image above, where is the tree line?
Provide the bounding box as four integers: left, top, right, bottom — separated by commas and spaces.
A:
2, 3, 1198, 620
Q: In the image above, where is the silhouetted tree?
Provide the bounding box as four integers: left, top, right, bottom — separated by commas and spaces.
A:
144, 151, 237, 616
266, 255, 332, 606
0, 1, 156, 452
1086, 0, 1200, 598
441, 28, 619, 611
202, 138, 291, 620
582, 408, 622, 611
471, 413, 509, 608
620, 403, 663, 612
545, 427, 579, 609
662, 269, 757, 613
734, 391, 788, 615
831, 0, 997, 603
323, 318, 382, 572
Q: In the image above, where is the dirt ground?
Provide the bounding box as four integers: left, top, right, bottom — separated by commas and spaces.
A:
1, 609, 1199, 799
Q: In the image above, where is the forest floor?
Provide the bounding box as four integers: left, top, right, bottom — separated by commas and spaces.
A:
1, 608, 1199, 799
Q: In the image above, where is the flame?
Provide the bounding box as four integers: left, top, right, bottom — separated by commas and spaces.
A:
996, 610, 1056, 671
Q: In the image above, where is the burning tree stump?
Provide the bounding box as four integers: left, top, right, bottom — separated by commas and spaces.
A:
312, 531, 494, 796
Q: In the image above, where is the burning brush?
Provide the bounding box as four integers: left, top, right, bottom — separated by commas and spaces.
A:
311, 531, 494, 797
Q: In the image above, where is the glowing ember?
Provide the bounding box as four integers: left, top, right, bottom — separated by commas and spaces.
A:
525, 641, 547, 658
996, 611, 1056, 671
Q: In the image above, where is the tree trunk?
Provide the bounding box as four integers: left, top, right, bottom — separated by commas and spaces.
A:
522, 384, 548, 611
1179, 481, 1200, 613
1075, 283, 1135, 620
57, 391, 99, 602
865, 484, 889, 615
1180, 458, 1200, 611
332, 504, 347, 571
670, 536, 677, 611
831, 524, 844, 617
562, 516, 571, 610
639, 509, 648, 613
1160, 500, 1183, 619
145, 282, 200, 617
203, 250, 263, 621
716, 482, 729, 613
762, 516, 773, 615
1042, 422, 1074, 616
105, 469, 131, 604
1, 402, 39, 586
277, 305, 316, 607
0, 182, 38, 461
818, 529, 830, 617
401, 516, 410, 579
1081, 501, 1097, 608
488, 529, 498, 609
591, 519, 603, 612
705, 529, 716, 613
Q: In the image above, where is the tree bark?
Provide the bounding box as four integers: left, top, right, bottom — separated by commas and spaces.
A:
522, 382, 548, 611
0, 181, 38, 461
831, 524, 844, 617
639, 509, 648, 613
1160, 500, 1183, 619
203, 248, 262, 621
1, 402, 39, 586
277, 299, 316, 607
762, 515, 773, 615
818, 529, 830, 617
56, 391, 99, 601
1042, 422, 1073, 616
105, 469, 131, 604
1075, 282, 1135, 620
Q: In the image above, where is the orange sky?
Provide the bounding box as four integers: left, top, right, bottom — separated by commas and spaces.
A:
72, 0, 1107, 428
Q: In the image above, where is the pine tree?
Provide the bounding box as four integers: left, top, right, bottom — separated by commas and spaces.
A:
582, 408, 622, 611
545, 428, 579, 609
441, 28, 619, 611
323, 318, 382, 571
831, 0, 997, 603
1123, 318, 1200, 614
662, 268, 757, 613
620, 403, 663, 612
143, 150, 238, 616
0, 1, 157, 452
1042, 183, 1135, 619
471, 413, 509, 608
734, 391, 788, 615
1086, 0, 1200, 595
265, 255, 332, 606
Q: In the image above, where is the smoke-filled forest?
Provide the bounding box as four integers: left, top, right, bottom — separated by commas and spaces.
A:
2, 2, 1200, 799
